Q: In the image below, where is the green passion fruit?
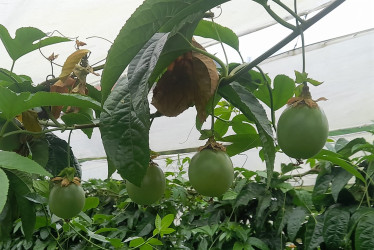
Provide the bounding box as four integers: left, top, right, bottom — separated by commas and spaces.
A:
126, 164, 166, 205
48, 183, 85, 219
277, 104, 329, 159
188, 149, 234, 197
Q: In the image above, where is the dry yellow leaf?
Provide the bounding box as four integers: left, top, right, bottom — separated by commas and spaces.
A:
59, 49, 90, 81
22, 110, 42, 132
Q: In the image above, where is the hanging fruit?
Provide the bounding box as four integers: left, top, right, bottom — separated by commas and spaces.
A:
188, 139, 234, 197
126, 162, 166, 205
49, 168, 85, 219
276, 85, 329, 159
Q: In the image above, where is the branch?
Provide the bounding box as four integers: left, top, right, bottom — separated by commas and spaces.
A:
2, 122, 100, 138
261, 3, 297, 30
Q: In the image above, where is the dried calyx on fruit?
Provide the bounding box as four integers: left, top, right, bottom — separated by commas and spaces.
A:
276, 84, 329, 159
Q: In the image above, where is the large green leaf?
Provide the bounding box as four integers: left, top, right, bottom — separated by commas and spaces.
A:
257, 124, 276, 188
100, 0, 230, 104
313, 149, 365, 182
234, 183, 266, 208
304, 215, 324, 250
255, 192, 272, 229
0, 169, 9, 214
0, 86, 104, 120
221, 133, 261, 156
254, 74, 295, 111
44, 133, 81, 178
331, 167, 352, 202
286, 207, 308, 241
219, 82, 273, 138
355, 212, 374, 250
0, 189, 17, 241
100, 33, 168, 186
0, 151, 51, 177
29, 139, 49, 168
0, 25, 70, 61
322, 206, 350, 249
336, 137, 367, 158
194, 20, 239, 51
6, 171, 35, 241
219, 82, 275, 186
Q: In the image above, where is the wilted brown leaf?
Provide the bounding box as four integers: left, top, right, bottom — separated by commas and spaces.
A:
48, 52, 59, 61
22, 110, 42, 132
152, 53, 195, 117
50, 77, 76, 118
151, 40, 219, 122
75, 39, 87, 48
50, 77, 76, 94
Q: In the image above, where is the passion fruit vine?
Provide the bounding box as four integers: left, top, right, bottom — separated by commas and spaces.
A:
276, 85, 329, 159
126, 162, 166, 205
188, 140, 234, 197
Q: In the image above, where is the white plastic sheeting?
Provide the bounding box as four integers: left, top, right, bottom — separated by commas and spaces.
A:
0, 0, 350, 84
67, 28, 374, 182
0, 0, 373, 180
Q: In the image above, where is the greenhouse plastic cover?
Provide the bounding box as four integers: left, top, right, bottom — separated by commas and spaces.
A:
0, 0, 373, 181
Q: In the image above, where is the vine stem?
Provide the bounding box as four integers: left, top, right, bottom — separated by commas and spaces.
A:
223, 0, 345, 85
129, 234, 157, 250
67, 221, 107, 250
44, 107, 62, 128
294, 0, 307, 74
261, 4, 297, 30
10, 60, 15, 73
210, 17, 229, 65
67, 130, 73, 167
273, 0, 305, 24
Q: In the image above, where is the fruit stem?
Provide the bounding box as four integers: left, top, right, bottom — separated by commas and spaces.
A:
294, 0, 307, 74
67, 130, 73, 168
300, 84, 312, 99
10, 60, 15, 73
210, 16, 229, 66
